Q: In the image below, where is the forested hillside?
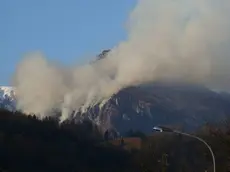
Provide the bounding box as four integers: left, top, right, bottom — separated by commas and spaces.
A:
0, 109, 230, 171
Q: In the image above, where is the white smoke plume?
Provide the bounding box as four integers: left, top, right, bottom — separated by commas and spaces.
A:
13, 0, 230, 121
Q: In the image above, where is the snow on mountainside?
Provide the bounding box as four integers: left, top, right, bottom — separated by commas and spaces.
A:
0, 86, 17, 111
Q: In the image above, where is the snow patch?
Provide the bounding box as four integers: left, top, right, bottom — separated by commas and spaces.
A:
0, 86, 17, 111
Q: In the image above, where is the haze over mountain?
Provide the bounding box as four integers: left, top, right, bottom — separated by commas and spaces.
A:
7, 0, 230, 131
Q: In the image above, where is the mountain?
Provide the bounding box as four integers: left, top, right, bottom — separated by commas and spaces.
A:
1, 50, 230, 134
2, 83, 230, 134
75, 50, 230, 133
75, 83, 230, 134
0, 86, 17, 111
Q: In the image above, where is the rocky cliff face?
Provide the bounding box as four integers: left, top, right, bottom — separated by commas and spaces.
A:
74, 83, 230, 134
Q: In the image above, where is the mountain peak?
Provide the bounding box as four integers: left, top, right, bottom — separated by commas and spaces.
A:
97, 49, 111, 60
0, 86, 16, 111
0, 86, 15, 97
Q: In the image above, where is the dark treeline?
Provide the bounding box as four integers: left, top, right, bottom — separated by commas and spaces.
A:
0, 109, 230, 172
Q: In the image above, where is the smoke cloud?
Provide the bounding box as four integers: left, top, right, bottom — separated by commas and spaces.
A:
13, 0, 230, 121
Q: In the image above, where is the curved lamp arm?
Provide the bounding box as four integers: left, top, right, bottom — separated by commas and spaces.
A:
153, 126, 216, 172
174, 130, 216, 172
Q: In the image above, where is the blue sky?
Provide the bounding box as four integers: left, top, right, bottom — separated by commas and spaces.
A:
0, 0, 137, 85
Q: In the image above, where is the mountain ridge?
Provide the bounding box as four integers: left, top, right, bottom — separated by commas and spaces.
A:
1, 82, 230, 134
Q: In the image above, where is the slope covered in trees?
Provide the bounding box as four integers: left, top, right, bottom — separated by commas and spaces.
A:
0, 109, 230, 171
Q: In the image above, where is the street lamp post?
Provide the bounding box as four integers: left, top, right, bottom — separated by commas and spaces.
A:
153, 126, 216, 172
